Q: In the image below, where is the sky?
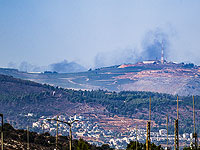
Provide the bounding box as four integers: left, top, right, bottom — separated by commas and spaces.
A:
0, 0, 200, 69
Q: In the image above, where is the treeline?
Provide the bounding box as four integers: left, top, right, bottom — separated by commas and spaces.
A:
127, 141, 163, 150
62, 89, 200, 116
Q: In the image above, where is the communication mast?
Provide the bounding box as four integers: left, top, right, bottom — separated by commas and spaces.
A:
161, 42, 164, 64
174, 96, 179, 150
146, 97, 151, 150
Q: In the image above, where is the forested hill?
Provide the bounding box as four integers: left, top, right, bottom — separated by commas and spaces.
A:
0, 74, 200, 134
0, 74, 51, 101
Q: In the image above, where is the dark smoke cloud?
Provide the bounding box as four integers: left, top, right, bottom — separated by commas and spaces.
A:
94, 28, 171, 68
141, 28, 170, 61
49, 60, 86, 73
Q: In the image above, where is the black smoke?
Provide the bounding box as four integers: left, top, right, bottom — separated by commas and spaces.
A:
94, 28, 171, 68
141, 28, 170, 61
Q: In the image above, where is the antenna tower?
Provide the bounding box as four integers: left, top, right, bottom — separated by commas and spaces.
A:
161, 41, 164, 64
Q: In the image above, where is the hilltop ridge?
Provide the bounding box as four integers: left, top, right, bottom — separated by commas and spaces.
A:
0, 61, 200, 96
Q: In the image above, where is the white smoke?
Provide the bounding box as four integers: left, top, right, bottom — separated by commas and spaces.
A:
94, 48, 141, 68
7, 60, 87, 73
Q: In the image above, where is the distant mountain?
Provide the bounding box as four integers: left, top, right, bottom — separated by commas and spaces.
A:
0, 62, 200, 96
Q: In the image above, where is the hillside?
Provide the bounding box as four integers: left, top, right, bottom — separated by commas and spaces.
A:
0, 62, 200, 96
0, 74, 200, 148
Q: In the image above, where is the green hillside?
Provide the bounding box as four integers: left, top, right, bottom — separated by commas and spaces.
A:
0, 73, 199, 135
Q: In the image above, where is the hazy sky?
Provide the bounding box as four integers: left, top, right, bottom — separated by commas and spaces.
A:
0, 0, 200, 68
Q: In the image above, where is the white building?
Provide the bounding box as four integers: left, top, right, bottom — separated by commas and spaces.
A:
159, 129, 167, 136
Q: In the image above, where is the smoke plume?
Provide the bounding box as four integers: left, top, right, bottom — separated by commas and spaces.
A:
141, 28, 170, 61
94, 28, 171, 68
49, 60, 86, 73
94, 48, 141, 68
19, 61, 35, 72
7, 60, 86, 73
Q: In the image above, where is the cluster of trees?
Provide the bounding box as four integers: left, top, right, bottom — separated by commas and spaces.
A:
127, 141, 163, 150
63, 89, 200, 114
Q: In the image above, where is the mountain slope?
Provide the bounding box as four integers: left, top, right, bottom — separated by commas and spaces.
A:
1, 73, 200, 148
0, 73, 199, 133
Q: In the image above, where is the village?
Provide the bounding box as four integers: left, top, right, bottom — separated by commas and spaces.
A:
32, 115, 194, 149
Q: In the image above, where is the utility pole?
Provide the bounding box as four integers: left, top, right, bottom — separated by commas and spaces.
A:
56, 115, 58, 150
166, 114, 169, 149
46, 115, 59, 150
193, 96, 198, 150
27, 126, 30, 150
40, 120, 45, 134
0, 114, 3, 150
174, 96, 179, 150
146, 97, 151, 150
47, 116, 78, 150
69, 126, 72, 150
136, 124, 138, 150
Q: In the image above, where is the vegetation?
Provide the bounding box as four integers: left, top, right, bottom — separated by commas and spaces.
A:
183, 147, 200, 150
1, 123, 165, 150
126, 141, 163, 150
0, 123, 113, 150
0, 74, 200, 134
